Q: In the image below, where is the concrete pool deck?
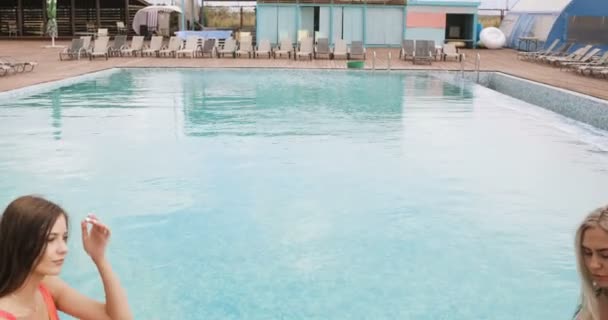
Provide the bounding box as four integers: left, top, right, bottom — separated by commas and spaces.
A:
0, 40, 607, 101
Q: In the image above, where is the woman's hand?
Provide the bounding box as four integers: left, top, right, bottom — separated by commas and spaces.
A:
81, 213, 111, 264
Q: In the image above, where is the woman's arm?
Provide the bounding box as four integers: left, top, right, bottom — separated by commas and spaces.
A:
44, 275, 131, 320
45, 214, 132, 320
93, 257, 132, 320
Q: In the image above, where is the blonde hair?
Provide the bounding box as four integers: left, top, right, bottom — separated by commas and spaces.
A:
575, 205, 608, 320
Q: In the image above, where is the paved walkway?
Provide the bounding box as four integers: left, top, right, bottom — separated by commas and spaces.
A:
1, 40, 607, 100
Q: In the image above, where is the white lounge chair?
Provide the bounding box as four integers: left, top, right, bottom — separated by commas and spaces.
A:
121, 36, 144, 57
177, 36, 199, 58
59, 38, 86, 61
142, 36, 163, 57
296, 37, 313, 60
274, 38, 293, 59
442, 43, 463, 62
159, 36, 181, 58
236, 37, 253, 58
349, 41, 366, 60
88, 36, 109, 60
255, 39, 272, 59
333, 39, 348, 60
217, 38, 237, 58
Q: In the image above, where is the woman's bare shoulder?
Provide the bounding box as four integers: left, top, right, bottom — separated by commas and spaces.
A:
41, 276, 68, 298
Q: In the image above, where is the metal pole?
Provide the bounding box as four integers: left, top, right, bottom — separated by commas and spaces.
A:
181, 0, 186, 30
71, 0, 75, 35
95, 0, 101, 30
42, 0, 47, 32
125, 0, 130, 35
17, 0, 23, 36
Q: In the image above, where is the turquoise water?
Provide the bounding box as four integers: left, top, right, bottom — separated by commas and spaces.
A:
1, 69, 608, 319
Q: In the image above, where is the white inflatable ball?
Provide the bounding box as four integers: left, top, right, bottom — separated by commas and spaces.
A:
480, 27, 506, 49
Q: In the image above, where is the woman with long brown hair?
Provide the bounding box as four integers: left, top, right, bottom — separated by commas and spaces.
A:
0, 195, 132, 320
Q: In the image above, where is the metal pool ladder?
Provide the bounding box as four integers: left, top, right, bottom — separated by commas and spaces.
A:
372, 51, 376, 71
459, 56, 465, 79
475, 53, 481, 83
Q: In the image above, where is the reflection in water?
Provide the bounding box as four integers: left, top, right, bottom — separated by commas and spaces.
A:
177, 70, 473, 138
51, 91, 62, 140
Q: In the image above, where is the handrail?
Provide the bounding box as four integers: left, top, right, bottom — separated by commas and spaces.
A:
372, 51, 376, 71
460, 56, 465, 79
475, 53, 481, 83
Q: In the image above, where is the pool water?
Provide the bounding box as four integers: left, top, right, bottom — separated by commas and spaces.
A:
1, 69, 607, 319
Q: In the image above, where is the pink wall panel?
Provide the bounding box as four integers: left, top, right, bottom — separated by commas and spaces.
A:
406, 12, 446, 28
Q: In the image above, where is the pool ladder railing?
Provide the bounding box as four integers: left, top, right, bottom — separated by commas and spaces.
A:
372, 51, 376, 71
475, 53, 481, 83
459, 56, 465, 79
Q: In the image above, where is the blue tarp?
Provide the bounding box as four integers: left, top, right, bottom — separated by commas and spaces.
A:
546, 0, 608, 52
504, 12, 560, 50
174, 30, 233, 39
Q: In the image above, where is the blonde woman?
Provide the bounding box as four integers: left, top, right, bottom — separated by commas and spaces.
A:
574, 205, 608, 320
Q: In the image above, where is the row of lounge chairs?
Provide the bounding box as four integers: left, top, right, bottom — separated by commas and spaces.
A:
518, 40, 608, 78
59, 35, 368, 61
399, 40, 464, 65
0, 56, 37, 77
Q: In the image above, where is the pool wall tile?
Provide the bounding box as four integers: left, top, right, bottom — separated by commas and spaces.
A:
485, 72, 608, 131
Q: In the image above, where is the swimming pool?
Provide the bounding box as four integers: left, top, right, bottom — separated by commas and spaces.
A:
1, 69, 607, 319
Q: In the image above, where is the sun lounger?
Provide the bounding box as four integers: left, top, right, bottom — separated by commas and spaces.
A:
518, 39, 560, 60
442, 43, 463, 61
200, 39, 215, 58
400, 39, 414, 61
121, 36, 144, 57
108, 35, 127, 57
274, 38, 293, 59
558, 48, 601, 69
412, 40, 432, 65
255, 39, 272, 59
350, 41, 366, 60
59, 38, 86, 61
296, 37, 313, 60
159, 36, 181, 58
236, 37, 253, 58
176, 36, 199, 58
333, 39, 348, 60
88, 36, 109, 60
545, 45, 592, 65
314, 38, 331, 59
217, 38, 237, 58
142, 36, 163, 57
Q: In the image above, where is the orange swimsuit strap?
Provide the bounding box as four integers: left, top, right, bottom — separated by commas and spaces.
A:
38, 284, 59, 320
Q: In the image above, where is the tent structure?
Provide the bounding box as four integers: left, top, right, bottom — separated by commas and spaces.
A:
499, 0, 571, 49
147, 0, 200, 30
132, 5, 182, 36
545, 0, 608, 51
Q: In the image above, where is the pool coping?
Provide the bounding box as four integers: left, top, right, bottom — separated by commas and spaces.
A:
1, 67, 607, 131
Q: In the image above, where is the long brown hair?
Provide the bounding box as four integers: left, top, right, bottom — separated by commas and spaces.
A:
0, 195, 68, 297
